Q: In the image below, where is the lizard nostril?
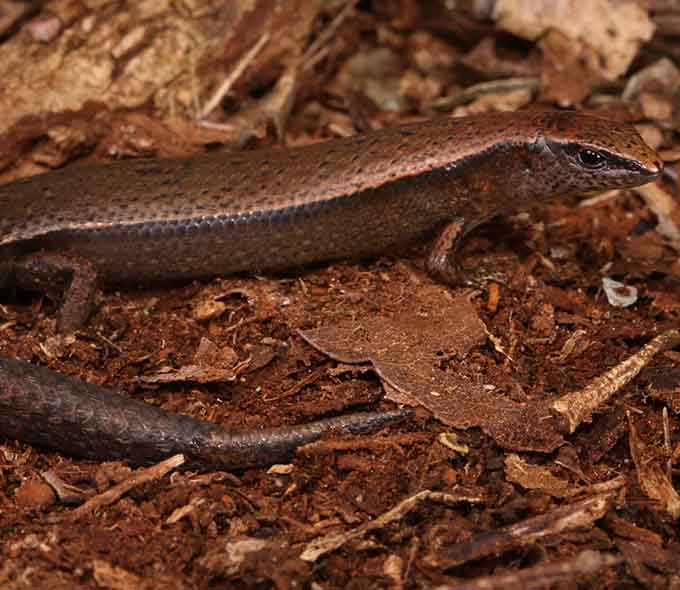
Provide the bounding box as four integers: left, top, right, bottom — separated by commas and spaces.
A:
649, 159, 664, 175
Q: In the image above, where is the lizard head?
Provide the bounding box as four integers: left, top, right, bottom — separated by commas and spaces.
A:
528, 112, 663, 194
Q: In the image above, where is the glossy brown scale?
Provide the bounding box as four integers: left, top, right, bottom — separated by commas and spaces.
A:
0, 110, 663, 468
0, 111, 662, 290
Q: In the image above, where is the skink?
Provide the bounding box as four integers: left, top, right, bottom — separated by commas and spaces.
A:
0, 110, 663, 468
0, 110, 663, 329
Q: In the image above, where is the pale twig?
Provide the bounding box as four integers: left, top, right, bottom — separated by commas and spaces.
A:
300, 489, 484, 562
199, 34, 270, 119
552, 329, 680, 433
66, 454, 185, 521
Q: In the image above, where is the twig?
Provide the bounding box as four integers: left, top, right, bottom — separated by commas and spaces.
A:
432, 77, 539, 110
432, 550, 621, 590
297, 432, 432, 456
300, 489, 484, 562
552, 329, 680, 433
427, 493, 613, 569
199, 34, 270, 119
66, 454, 185, 521
302, 0, 359, 72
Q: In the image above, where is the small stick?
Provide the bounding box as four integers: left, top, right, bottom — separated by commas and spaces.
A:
302, 0, 359, 71
300, 489, 484, 562
428, 493, 612, 569
66, 454, 185, 521
552, 329, 680, 433
297, 432, 432, 456
432, 550, 621, 590
199, 34, 270, 119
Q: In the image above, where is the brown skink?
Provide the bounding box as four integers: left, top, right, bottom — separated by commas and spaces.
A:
0, 110, 663, 468
0, 110, 663, 328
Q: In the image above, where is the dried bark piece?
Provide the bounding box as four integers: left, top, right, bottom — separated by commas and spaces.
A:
300, 286, 564, 452
539, 30, 603, 107
14, 478, 56, 511
622, 58, 680, 102
93, 559, 180, 590
603, 514, 663, 546
460, 37, 539, 80
616, 540, 680, 588
634, 183, 680, 251
198, 537, 271, 577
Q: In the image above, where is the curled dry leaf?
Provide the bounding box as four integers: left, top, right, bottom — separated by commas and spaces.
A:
622, 58, 680, 102
0, 0, 325, 139
493, 0, 655, 80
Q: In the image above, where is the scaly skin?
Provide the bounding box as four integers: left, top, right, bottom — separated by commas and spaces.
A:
0, 355, 412, 468
0, 110, 663, 467
0, 110, 662, 284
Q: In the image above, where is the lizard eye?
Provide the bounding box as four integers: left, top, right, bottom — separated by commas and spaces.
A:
578, 148, 606, 169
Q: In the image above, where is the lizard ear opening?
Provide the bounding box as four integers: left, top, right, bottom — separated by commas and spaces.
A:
527, 136, 549, 154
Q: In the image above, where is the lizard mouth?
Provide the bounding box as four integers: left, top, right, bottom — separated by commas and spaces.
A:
643, 159, 664, 178
624, 156, 663, 178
